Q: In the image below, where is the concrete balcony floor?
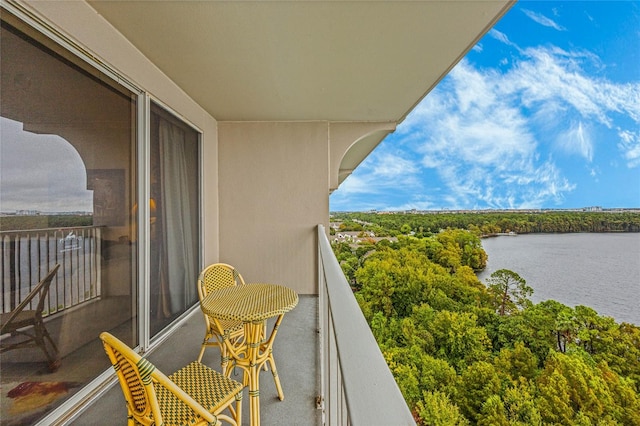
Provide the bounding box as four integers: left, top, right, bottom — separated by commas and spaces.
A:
72, 295, 321, 426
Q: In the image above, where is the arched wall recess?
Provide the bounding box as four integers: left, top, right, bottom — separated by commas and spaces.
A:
328, 122, 396, 192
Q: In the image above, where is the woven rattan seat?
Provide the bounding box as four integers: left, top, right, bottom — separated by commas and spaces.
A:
101, 331, 243, 426
0, 264, 61, 372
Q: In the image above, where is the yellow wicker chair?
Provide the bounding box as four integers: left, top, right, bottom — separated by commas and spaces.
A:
100, 332, 243, 426
196, 263, 247, 372
1, 264, 61, 372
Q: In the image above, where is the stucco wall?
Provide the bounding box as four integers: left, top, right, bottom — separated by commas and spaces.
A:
218, 121, 329, 295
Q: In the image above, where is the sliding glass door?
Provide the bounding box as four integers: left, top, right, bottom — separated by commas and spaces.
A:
0, 10, 201, 424
0, 14, 138, 424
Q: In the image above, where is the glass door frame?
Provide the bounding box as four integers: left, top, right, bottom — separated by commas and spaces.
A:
143, 95, 204, 349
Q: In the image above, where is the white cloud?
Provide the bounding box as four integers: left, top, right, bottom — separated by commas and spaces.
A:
502, 47, 619, 127
332, 149, 421, 197
488, 29, 518, 48
332, 173, 373, 196
521, 9, 566, 31
618, 129, 640, 168
373, 152, 419, 179
398, 47, 638, 208
402, 61, 554, 209
557, 121, 594, 162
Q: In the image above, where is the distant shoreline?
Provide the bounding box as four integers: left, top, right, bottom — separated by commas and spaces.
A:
331, 207, 640, 214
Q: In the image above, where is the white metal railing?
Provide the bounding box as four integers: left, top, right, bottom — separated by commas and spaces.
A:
1, 226, 102, 316
317, 225, 415, 425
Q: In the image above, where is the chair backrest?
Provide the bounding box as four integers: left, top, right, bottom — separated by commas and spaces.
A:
34, 264, 60, 317
100, 332, 219, 425
100, 331, 162, 424
197, 263, 245, 300
1, 264, 60, 334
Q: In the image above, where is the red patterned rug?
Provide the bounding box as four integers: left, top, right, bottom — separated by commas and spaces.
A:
1, 381, 80, 425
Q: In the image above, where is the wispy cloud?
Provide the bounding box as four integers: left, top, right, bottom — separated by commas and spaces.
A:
488, 29, 519, 49
522, 9, 566, 31
335, 42, 639, 211
503, 47, 622, 126
557, 121, 594, 162
618, 129, 640, 168
500, 47, 640, 169
331, 150, 421, 196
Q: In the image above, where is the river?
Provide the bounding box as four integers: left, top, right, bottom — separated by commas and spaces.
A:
476, 233, 640, 325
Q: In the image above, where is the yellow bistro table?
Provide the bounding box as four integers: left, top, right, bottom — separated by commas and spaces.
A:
200, 283, 299, 426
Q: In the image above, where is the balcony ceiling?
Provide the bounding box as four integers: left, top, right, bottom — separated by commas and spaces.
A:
87, 1, 513, 123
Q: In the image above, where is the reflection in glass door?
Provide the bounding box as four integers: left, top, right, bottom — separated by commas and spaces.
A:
1, 14, 138, 425
1, 8, 204, 424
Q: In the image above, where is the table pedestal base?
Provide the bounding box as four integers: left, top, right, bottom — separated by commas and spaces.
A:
220, 315, 286, 426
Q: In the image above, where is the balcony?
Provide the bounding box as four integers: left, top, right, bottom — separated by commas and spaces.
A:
71, 296, 321, 425
67, 226, 414, 425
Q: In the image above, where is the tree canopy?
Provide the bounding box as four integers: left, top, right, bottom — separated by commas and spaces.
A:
332, 223, 640, 425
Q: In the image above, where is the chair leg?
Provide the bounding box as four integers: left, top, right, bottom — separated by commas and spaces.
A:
221, 391, 243, 426
235, 391, 242, 426
35, 320, 60, 372
267, 351, 284, 401
261, 325, 268, 372
198, 330, 218, 363
197, 341, 208, 363
220, 344, 231, 376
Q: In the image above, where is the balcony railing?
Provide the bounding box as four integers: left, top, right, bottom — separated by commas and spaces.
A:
1, 226, 102, 316
317, 225, 415, 425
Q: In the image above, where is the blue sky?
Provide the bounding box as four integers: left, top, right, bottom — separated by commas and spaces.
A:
330, 1, 640, 212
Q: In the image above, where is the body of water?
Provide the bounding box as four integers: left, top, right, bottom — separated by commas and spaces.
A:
476, 233, 640, 325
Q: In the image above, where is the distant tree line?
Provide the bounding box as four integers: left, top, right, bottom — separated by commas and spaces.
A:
332, 228, 640, 425
0, 215, 93, 232
331, 211, 640, 237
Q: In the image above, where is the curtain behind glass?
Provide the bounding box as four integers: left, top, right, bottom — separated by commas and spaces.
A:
150, 105, 200, 336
